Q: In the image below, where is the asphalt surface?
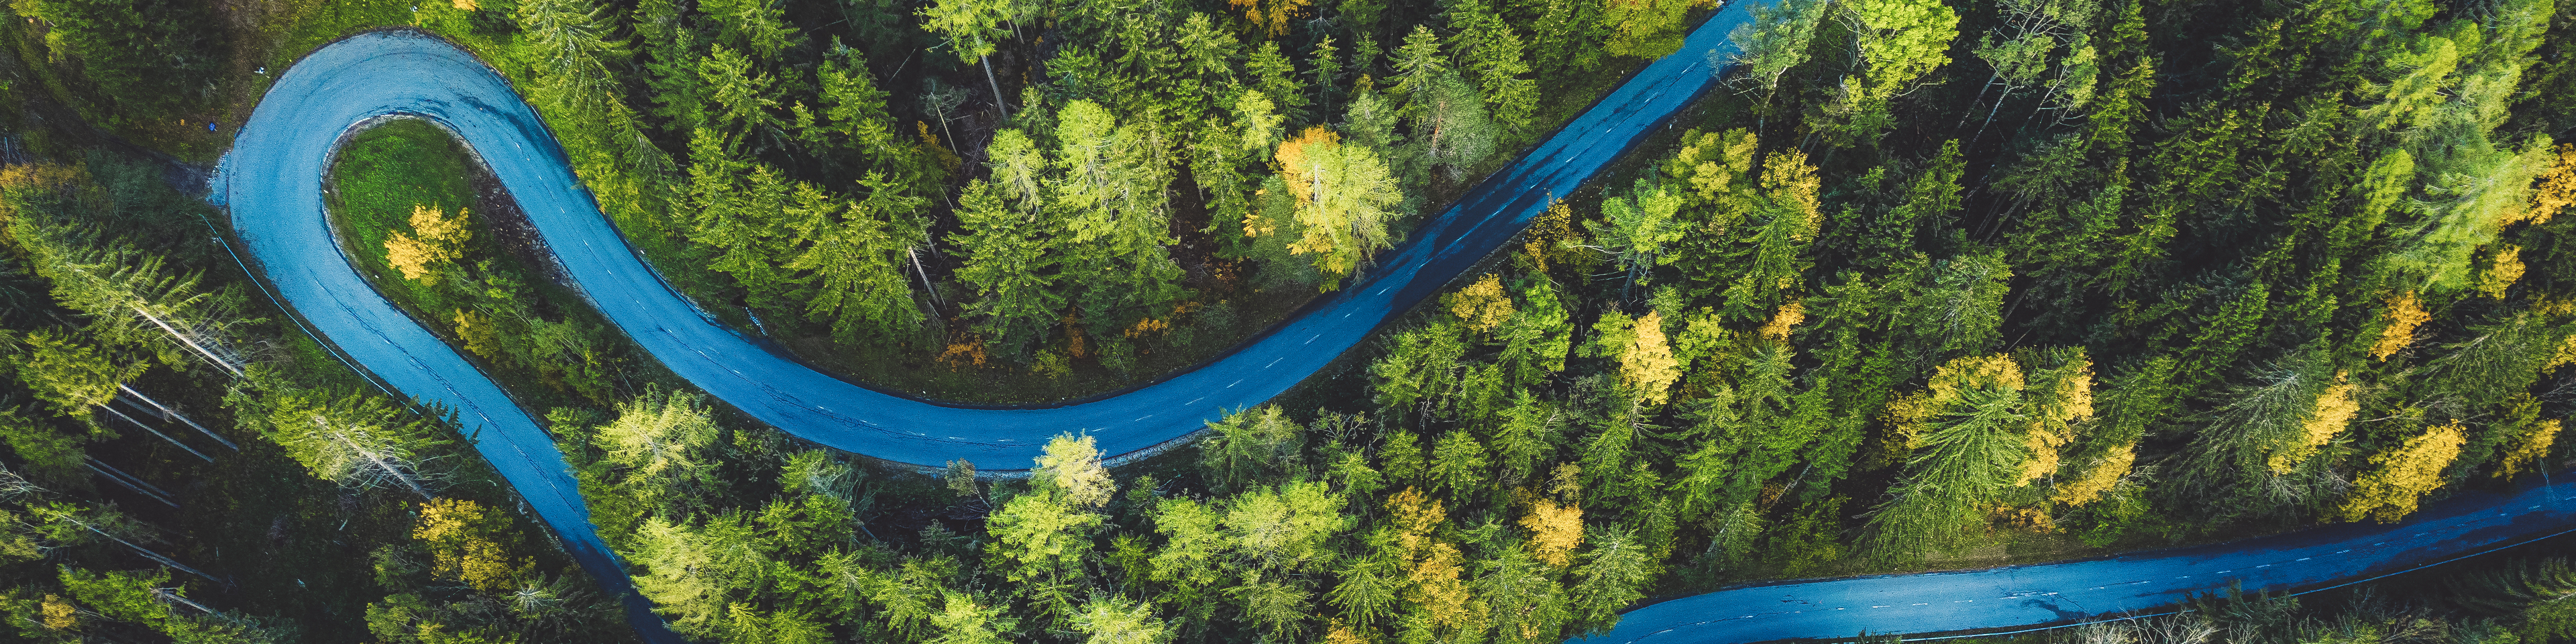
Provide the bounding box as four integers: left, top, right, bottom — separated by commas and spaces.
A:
1580, 476, 2576, 643
219, 8, 2576, 644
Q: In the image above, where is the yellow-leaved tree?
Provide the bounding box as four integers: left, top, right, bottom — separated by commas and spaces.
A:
2477, 245, 2527, 299
1518, 497, 1583, 568
1597, 310, 1681, 404
1228, 0, 1309, 38
2371, 291, 2430, 360
384, 204, 471, 282
451, 309, 502, 361
2339, 421, 2467, 523
1868, 349, 2093, 559
2051, 445, 2134, 506
2522, 144, 2575, 225
1444, 274, 1515, 333
413, 498, 527, 592
2269, 373, 2358, 474
2496, 419, 2561, 481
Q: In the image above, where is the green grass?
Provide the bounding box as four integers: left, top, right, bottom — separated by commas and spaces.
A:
329, 118, 480, 313
323, 115, 655, 407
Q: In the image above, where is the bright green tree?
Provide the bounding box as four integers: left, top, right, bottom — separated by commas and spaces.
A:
785, 175, 929, 341
949, 179, 1063, 355
1277, 127, 1407, 284
3, 328, 141, 417
1825, 0, 1961, 144
1600, 0, 1693, 58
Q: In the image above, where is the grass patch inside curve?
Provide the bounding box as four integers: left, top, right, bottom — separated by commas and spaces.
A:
329, 118, 478, 312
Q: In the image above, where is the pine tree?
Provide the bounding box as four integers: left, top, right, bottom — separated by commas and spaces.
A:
1449, 4, 1538, 138
244, 382, 448, 500
1599, 0, 1691, 59
515, 0, 624, 109
1823, 0, 1961, 144
1865, 354, 2034, 559
1277, 127, 1406, 284
4, 327, 143, 417
1725, 0, 1825, 113
1574, 179, 1687, 293
1568, 526, 1658, 633
949, 180, 1063, 356
1199, 405, 1305, 494
684, 129, 800, 309
988, 435, 1114, 619
1052, 101, 1185, 321
698, 0, 802, 60
785, 175, 929, 342
596, 386, 724, 515
917, 0, 1030, 111
1072, 595, 1169, 644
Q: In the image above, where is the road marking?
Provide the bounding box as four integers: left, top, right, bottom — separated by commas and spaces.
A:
1134, 415, 1153, 422
1186, 397, 1204, 405
1307, 335, 1319, 344
1267, 358, 1283, 368
2296, 557, 2310, 561
1228, 380, 1242, 388
2255, 564, 2271, 568
2337, 549, 2351, 553
2216, 570, 2232, 574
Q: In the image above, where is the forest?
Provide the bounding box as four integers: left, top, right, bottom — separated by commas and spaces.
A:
0, 0, 2570, 641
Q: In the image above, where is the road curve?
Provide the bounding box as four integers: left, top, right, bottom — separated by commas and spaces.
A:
217, 7, 2576, 644
222, 17, 1741, 471
219, 10, 1741, 639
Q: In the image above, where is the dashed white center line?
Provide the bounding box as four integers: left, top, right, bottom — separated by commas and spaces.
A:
1267, 358, 1282, 368
1228, 380, 1242, 388
1134, 415, 1153, 422
1306, 335, 1319, 344
1185, 397, 1204, 405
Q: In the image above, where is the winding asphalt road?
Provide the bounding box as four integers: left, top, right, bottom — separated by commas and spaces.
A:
225, 17, 1739, 471
216, 6, 2576, 644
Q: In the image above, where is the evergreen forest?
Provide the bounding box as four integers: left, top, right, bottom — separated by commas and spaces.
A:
0, 0, 2572, 642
